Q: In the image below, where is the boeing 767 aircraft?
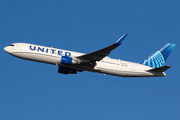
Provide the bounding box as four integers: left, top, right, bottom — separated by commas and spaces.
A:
4, 34, 176, 77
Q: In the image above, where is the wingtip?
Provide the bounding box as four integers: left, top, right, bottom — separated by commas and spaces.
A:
115, 33, 128, 45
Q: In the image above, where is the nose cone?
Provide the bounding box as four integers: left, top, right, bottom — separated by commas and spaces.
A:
4, 46, 11, 53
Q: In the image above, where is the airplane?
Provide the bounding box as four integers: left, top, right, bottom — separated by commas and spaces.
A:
4, 34, 176, 77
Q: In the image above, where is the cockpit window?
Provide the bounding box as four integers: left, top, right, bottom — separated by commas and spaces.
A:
9, 44, 14, 46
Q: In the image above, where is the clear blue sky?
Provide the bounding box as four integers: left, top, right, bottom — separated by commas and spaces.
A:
0, 0, 180, 120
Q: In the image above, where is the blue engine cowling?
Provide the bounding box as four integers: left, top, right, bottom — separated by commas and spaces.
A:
58, 66, 77, 74
61, 56, 73, 65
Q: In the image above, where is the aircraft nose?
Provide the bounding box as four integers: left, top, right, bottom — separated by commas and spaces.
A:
4, 46, 11, 53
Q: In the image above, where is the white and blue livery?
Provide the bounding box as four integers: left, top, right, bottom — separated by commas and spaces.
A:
4, 34, 176, 77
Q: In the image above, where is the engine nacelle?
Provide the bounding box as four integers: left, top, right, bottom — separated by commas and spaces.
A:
58, 66, 77, 74
61, 56, 77, 65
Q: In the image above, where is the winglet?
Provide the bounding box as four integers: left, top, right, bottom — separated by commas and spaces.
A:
114, 34, 128, 45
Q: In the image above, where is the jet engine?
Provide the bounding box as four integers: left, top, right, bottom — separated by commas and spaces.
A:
60, 56, 79, 65
58, 66, 77, 74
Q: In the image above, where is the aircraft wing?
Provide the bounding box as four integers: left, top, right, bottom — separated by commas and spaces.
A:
76, 34, 128, 64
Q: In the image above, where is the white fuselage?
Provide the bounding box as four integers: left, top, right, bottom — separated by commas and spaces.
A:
4, 43, 166, 77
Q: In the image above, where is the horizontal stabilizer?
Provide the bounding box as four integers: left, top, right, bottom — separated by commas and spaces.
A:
147, 65, 171, 73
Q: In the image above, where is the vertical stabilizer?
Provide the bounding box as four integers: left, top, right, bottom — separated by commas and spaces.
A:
140, 43, 176, 68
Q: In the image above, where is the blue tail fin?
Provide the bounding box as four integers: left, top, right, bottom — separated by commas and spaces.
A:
140, 43, 176, 68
